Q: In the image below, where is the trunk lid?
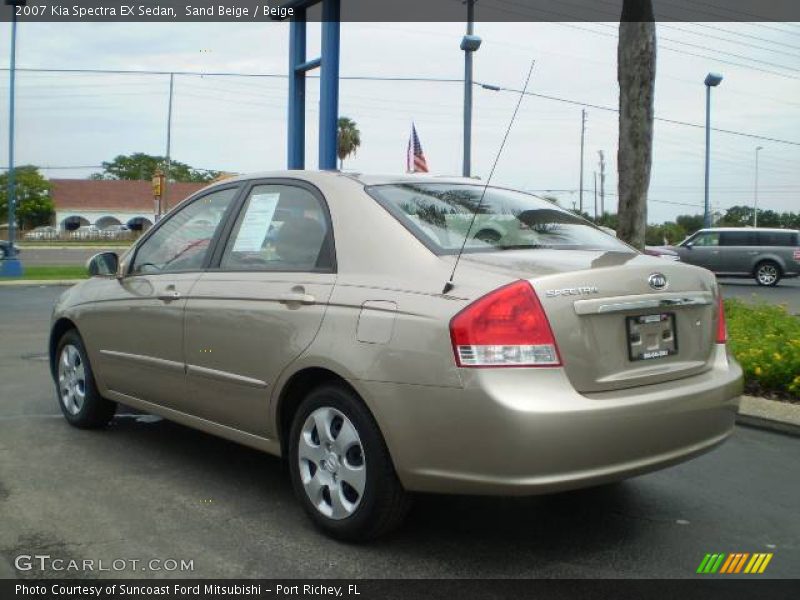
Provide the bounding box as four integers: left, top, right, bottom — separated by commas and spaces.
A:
460, 249, 719, 393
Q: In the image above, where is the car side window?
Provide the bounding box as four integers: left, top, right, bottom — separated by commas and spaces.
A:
131, 187, 239, 275
757, 231, 793, 246
220, 184, 334, 272
691, 232, 720, 247
720, 231, 756, 246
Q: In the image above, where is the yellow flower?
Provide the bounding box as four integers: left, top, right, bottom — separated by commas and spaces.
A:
754, 367, 762, 376
773, 353, 782, 361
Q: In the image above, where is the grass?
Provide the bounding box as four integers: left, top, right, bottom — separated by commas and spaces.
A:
725, 299, 800, 401
11, 266, 88, 280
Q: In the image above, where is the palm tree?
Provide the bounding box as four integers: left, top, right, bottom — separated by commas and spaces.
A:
337, 117, 361, 170
617, 0, 656, 250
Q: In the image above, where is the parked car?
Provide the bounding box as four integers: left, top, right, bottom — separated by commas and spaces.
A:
0, 240, 21, 259
24, 225, 59, 241
49, 172, 742, 540
644, 246, 681, 261
673, 227, 800, 286
101, 224, 132, 239
70, 225, 104, 240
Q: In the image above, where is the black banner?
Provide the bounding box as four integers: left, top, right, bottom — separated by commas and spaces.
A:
3, 579, 800, 600
2, 0, 800, 23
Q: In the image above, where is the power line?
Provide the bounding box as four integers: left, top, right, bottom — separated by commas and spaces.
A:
2, 65, 797, 147
481, 84, 800, 147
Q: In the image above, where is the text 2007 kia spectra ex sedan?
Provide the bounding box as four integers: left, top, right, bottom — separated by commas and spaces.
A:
49, 171, 743, 540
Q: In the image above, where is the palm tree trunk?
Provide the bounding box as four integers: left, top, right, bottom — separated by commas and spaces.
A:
617, 0, 656, 250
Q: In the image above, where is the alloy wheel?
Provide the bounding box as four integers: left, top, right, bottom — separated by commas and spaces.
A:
757, 264, 778, 286
58, 344, 86, 415
298, 406, 366, 520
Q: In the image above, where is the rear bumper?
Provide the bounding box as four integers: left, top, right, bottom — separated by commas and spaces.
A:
355, 345, 742, 495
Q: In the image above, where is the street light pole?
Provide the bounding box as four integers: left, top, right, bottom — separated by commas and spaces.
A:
3, 0, 25, 276
703, 72, 723, 229
753, 146, 763, 228
461, 0, 481, 177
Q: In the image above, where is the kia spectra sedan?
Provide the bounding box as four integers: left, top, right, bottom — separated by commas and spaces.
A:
49, 172, 742, 540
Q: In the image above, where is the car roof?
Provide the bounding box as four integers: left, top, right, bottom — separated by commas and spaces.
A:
698, 227, 799, 233
203, 170, 487, 189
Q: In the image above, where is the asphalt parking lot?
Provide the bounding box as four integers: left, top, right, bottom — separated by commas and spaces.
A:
0, 285, 798, 579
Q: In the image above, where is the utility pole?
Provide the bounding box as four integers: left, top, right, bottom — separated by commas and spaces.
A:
593, 171, 598, 221
461, 0, 480, 177
2, 0, 25, 277
598, 150, 606, 217
163, 72, 174, 215
753, 146, 763, 227
579, 109, 586, 213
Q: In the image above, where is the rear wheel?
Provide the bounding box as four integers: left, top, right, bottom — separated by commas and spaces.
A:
754, 261, 781, 286
288, 384, 410, 541
55, 330, 116, 428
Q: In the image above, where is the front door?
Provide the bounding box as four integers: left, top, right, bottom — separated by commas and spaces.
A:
80, 186, 240, 409
182, 182, 336, 437
678, 231, 721, 272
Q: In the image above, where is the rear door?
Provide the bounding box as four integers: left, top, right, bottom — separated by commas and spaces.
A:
182, 181, 336, 437
718, 230, 757, 275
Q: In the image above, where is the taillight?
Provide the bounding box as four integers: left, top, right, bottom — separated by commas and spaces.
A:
450, 280, 562, 367
716, 293, 727, 344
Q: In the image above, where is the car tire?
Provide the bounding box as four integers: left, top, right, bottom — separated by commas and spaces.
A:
288, 384, 411, 541
754, 261, 781, 287
54, 329, 116, 429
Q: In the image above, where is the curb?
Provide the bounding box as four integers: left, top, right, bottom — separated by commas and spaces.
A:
736, 395, 800, 437
0, 279, 83, 286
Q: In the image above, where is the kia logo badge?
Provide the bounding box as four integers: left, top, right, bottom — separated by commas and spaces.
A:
648, 273, 668, 290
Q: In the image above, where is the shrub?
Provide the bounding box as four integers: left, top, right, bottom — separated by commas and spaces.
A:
724, 299, 800, 401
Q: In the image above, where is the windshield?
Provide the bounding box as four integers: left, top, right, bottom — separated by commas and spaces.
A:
367, 183, 632, 255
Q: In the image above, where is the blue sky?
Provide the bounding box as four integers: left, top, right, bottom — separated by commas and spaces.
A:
0, 20, 798, 223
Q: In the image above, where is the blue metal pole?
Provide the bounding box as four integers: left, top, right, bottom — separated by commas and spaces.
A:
287, 10, 306, 169
703, 84, 711, 229
319, 0, 340, 170
6, 9, 18, 258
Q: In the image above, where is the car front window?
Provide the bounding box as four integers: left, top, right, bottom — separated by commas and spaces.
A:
131, 187, 238, 274
367, 183, 630, 254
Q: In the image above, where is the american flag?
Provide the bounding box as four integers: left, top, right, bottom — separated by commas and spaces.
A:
406, 123, 429, 173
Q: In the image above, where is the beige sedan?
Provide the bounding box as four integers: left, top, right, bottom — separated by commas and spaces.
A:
49, 172, 742, 540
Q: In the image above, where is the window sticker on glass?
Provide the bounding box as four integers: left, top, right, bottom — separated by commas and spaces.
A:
233, 193, 280, 252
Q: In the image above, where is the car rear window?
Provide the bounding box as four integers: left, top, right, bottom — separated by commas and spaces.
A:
366, 183, 631, 255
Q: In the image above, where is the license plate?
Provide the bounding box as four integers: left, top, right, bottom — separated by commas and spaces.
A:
626, 313, 678, 361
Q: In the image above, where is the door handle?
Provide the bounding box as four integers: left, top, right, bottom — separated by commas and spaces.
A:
157, 286, 182, 301
278, 286, 316, 305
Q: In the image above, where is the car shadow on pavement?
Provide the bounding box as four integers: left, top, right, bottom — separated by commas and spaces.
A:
103, 410, 658, 570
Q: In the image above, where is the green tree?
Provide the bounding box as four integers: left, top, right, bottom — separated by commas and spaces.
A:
675, 214, 704, 236
91, 153, 219, 182
337, 117, 361, 170
0, 165, 53, 229
616, 0, 656, 250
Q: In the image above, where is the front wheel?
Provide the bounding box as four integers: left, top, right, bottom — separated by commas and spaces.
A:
754, 261, 781, 286
55, 330, 116, 428
288, 384, 410, 541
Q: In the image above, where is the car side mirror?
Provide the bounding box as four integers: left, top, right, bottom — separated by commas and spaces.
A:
86, 252, 119, 277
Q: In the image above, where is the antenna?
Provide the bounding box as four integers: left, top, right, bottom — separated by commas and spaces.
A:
443, 59, 536, 294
